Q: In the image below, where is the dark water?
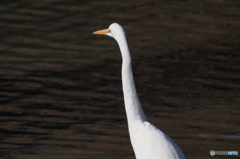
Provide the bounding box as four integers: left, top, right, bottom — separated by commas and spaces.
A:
0, 0, 240, 158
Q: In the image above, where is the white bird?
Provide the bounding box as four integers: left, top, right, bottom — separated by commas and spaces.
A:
93, 23, 186, 159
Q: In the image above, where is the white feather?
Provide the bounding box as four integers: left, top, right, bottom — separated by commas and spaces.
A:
94, 23, 186, 159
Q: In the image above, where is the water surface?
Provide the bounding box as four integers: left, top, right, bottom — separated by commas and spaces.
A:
0, 0, 240, 158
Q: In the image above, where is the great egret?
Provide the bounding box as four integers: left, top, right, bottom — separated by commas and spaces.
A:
93, 23, 186, 159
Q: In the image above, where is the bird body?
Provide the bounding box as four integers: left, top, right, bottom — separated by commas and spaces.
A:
130, 121, 185, 159
93, 23, 186, 159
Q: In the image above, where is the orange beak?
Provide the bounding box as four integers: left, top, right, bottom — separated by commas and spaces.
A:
93, 29, 110, 35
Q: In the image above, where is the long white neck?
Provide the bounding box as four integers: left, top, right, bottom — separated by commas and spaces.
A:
115, 33, 147, 134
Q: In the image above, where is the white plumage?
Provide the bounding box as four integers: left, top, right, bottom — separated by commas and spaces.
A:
93, 23, 186, 159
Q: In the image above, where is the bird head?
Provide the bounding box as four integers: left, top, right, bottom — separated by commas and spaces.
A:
93, 23, 125, 41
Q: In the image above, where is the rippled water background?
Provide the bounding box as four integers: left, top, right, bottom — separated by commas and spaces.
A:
0, 0, 240, 158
